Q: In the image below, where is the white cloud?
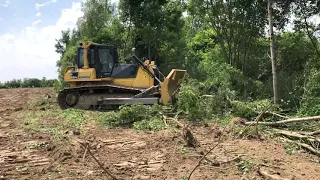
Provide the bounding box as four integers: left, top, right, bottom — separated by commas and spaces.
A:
32, 20, 42, 26
36, 12, 41, 16
1, 0, 10, 7
35, 0, 57, 11
0, 2, 83, 81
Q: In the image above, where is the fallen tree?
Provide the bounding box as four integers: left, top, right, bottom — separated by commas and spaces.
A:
239, 114, 320, 156
273, 129, 320, 143
244, 115, 320, 126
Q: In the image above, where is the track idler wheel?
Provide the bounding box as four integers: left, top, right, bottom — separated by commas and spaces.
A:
57, 90, 79, 109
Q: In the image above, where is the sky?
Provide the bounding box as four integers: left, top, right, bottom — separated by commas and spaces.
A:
0, 0, 117, 82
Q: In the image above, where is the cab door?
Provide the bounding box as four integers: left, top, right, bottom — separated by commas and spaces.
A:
95, 46, 116, 78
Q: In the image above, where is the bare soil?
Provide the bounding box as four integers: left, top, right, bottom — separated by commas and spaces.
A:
0, 88, 319, 180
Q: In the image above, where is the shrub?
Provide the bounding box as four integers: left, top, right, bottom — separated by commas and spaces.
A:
176, 79, 235, 121
231, 99, 277, 119
97, 104, 161, 128
299, 69, 320, 116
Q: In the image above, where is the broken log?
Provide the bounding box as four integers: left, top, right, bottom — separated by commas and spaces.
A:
245, 115, 320, 126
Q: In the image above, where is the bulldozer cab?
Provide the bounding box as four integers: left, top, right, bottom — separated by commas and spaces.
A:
77, 44, 119, 78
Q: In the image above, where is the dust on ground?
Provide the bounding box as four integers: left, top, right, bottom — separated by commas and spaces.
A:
0, 88, 319, 180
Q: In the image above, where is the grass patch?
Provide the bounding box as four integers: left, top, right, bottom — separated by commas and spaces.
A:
57, 109, 86, 127
211, 114, 234, 126
133, 118, 166, 131
17, 108, 86, 136
236, 160, 256, 173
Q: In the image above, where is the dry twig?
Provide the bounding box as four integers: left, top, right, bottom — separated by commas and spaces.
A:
82, 144, 88, 160
79, 142, 120, 180
187, 128, 226, 180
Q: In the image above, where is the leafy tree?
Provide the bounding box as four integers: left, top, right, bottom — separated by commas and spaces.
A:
77, 0, 115, 39
188, 0, 268, 67
119, 0, 186, 73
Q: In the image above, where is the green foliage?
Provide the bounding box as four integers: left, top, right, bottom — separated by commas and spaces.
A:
96, 104, 161, 128
133, 118, 166, 131
116, 104, 157, 126
78, 0, 115, 39
231, 99, 277, 119
56, 45, 78, 82
276, 32, 316, 109
29, 98, 52, 107
177, 80, 201, 119
0, 78, 57, 89
177, 79, 234, 120
93, 111, 120, 127
58, 109, 86, 127
299, 69, 320, 116
119, 0, 186, 73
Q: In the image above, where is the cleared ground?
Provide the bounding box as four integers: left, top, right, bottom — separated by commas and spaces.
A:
0, 88, 319, 179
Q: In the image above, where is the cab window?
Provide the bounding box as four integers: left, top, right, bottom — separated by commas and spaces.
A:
98, 49, 114, 73
78, 48, 84, 67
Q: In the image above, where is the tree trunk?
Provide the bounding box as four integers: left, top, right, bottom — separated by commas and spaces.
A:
268, 0, 279, 104
148, 42, 151, 60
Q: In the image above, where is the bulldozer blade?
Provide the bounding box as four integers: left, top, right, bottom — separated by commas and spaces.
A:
160, 69, 187, 105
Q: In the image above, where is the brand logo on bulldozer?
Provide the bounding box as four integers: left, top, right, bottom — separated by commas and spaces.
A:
79, 76, 90, 78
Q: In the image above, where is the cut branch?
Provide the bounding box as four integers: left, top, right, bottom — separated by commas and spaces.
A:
245, 116, 320, 126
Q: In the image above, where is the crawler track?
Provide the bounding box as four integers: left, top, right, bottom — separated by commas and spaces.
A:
57, 84, 147, 110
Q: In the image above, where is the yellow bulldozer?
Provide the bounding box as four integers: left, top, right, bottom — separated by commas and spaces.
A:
57, 41, 187, 110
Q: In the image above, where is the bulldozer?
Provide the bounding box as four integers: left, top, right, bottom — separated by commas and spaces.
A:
57, 41, 187, 110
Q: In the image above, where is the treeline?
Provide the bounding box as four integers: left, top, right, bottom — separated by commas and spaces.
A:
0, 77, 58, 89
55, 0, 320, 116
